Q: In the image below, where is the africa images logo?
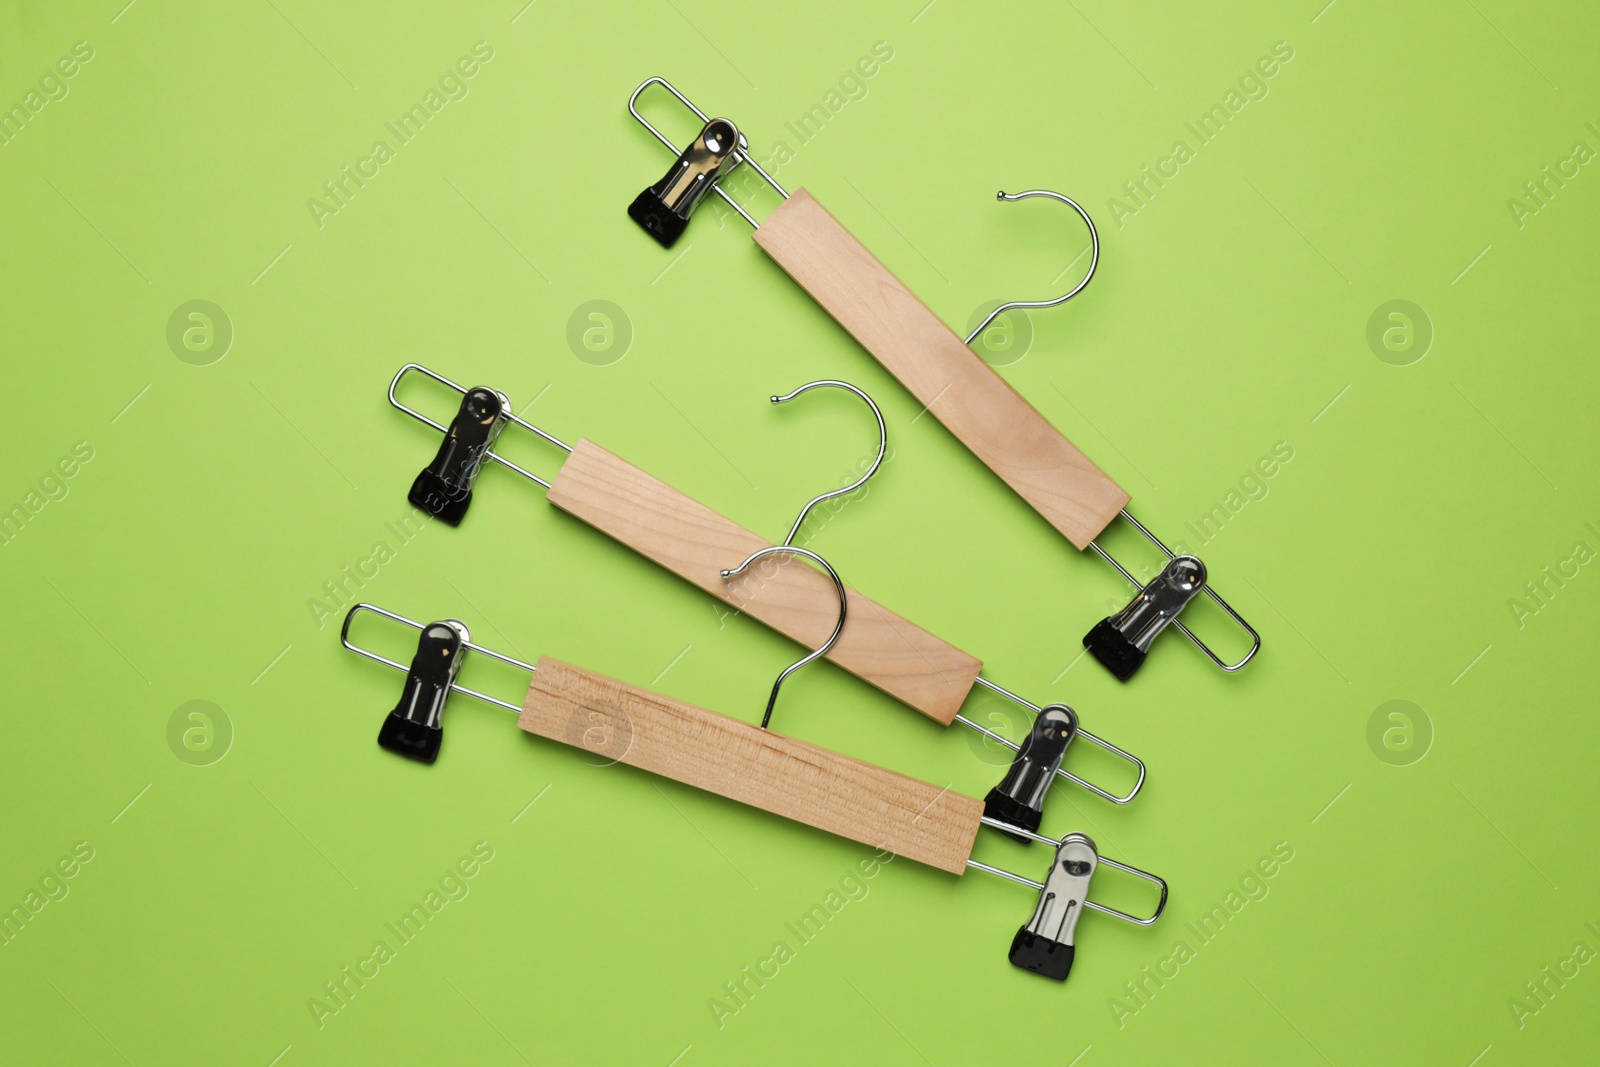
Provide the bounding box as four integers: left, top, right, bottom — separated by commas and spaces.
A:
306, 42, 495, 230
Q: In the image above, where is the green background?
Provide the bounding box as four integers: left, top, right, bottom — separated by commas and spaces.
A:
3, 0, 1598, 1063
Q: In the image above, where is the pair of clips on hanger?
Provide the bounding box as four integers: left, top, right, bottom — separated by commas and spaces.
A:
624, 77, 1262, 682
391, 363, 1142, 837
342, 602, 1166, 980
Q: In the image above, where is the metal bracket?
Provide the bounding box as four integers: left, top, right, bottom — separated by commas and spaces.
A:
1088, 509, 1261, 679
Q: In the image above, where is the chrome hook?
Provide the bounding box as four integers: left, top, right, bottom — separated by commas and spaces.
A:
964, 189, 1101, 345
721, 381, 880, 730
720, 545, 848, 730
772, 380, 888, 548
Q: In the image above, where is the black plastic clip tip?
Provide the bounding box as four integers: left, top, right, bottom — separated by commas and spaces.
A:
377, 621, 468, 764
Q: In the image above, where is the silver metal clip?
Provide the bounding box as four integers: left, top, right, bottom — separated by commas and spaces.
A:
982, 706, 1080, 838
627, 115, 744, 247
389, 363, 573, 523
1084, 555, 1206, 682
342, 603, 538, 722
967, 822, 1167, 982
958, 678, 1145, 806
627, 77, 789, 238
1010, 832, 1098, 980
1088, 510, 1261, 680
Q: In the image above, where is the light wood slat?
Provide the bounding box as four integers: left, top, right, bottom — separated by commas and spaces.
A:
754, 188, 1130, 549
521, 658, 984, 874
546, 439, 981, 724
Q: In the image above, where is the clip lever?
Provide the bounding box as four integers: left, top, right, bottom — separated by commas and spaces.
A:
376, 619, 471, 763
628, 116, 743, 247
1084, 555, 1206, 682
390, 363, 573, 524
1087, 510, 1261, 680
968, 821, 1166, 982
960, 678, 1145, 808
409, 387, 511, 525
983, 706, 1079, 838
1009, 832, 1098, 980
342, 603, 540, 766
626, 77, 790, 241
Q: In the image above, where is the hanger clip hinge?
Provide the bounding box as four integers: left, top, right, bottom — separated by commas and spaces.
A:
983, 706, 1078, 840
627, 117, 742, 248
1084, 555, 1206, 681
377, 620, 471, 764
408, 387, 512, 525
1009, 832, 1098, 981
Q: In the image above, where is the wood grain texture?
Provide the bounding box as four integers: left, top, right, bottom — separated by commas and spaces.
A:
546, 438, 981, 724
520, 658, 984, 874
753, 188, 1131, 550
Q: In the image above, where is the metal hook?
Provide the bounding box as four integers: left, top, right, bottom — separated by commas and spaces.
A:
720, 546, 848, 730
964, 190, 1101, 345
718, 381, 879, 730
772, 380, 888, 548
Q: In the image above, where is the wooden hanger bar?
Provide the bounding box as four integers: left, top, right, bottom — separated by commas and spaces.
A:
546, 438, 982, 724
520, 658, 985, 873
752, 188, 1130, 550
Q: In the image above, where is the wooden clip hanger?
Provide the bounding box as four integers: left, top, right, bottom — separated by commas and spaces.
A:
623, 77, 1263, 683
340, 602, 1167, 982
388, 363, 1145, 832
